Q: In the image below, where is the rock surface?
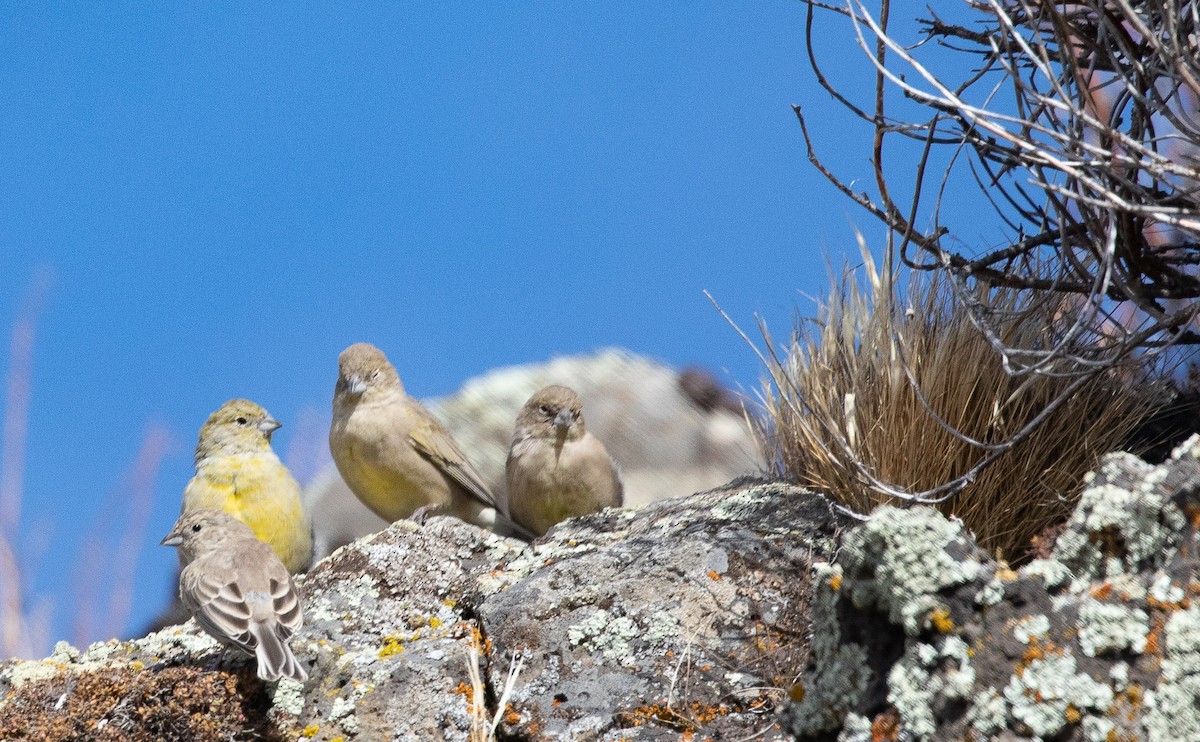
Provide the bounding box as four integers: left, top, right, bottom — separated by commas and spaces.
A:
1, 480, 840, 741
10, 435, 1200, 740
785, 436, 1200, 741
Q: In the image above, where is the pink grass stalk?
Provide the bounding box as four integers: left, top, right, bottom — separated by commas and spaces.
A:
0, 268, 53, 659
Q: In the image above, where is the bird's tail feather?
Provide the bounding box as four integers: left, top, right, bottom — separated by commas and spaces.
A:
251, 622, 308, 682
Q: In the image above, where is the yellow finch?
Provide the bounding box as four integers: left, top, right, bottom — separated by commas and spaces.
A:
504, 385, 623, 536
329, 342, 531, 539
161, 508, 307, 682
181, 399, 312, 574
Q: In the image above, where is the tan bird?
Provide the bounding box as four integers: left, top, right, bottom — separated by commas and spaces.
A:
160, 509, 308, 683
329, 342, 531, 539
504, 384, 624, 536
181, 399, 313, 574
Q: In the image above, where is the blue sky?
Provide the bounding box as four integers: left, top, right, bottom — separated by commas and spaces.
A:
1, 2, 989, 653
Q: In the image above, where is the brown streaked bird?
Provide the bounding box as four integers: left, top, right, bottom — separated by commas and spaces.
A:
181, 399, 313, 574
503, 384, 624, 536
329, 342, 532, 539
160, 508, 308, 683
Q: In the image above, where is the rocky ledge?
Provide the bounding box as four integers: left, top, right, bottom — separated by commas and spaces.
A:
6, 437, 1200, 740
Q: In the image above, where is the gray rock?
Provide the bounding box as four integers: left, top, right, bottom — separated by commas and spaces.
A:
0, 479, 838, 741
18, 427, 1200, 739
480, 480, 844, 739
783, 435, 1200, 741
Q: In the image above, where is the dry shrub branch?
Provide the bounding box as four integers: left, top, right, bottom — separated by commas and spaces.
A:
799, 0, 1200, 370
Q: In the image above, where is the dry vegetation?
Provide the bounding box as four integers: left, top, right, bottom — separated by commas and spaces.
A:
745, 0, 1200, 558
753, 245, 1165, 558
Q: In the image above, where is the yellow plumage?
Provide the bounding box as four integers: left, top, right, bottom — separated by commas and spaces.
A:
181, 399, 313, 574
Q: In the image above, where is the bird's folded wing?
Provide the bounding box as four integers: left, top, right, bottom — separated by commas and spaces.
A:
268, 572, 303, 640
188, 572, 257, 654
407, 402, 499, 510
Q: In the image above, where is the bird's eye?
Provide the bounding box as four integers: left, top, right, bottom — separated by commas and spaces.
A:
235, 416, 248, 425
191, 523, 202, 532
371, 370, 381, 379
538, 405, 551, 415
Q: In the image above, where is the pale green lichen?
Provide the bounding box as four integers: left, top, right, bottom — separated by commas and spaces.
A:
1110, 662, 1130, 692
1077, 599, 1148, 656
567, 609, 639, 661
1144, 605, 1200, 740
841, 506, 981, 635
48, 641, 79, 663
788, 563, 871, 737
1014, 614, 1050, 644
975, 576, 1005, 606
270, 677, 306, 716
1150, 572, 1185, 604
641, 610, 681, 644
1003, 654, 1112, 737
308, 573, 382, 623
0, 658, 64, 689
1020, 559, 1073, 589
1082, 715, 1116, 742
967, 689, 1007, 737
836, 713, 873, 742
1054, 452, 1184, 580
888, 636, 975, 739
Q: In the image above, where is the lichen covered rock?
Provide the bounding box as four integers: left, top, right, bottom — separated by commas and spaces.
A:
784, 435, 1200, 740
1, 481, 842, 741
479, 481, 845, 739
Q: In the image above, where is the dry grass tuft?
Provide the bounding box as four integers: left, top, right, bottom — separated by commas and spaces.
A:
754, 251, 1166, 560
465, 633, 523, 742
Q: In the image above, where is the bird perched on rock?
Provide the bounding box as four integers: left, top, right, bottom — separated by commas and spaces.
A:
504, 384, 623, 536
329, 342, 531, 539
181, 399, 313, 574
160, 508, 308, 683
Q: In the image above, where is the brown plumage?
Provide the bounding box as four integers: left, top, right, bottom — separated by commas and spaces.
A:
160, 509, 307, 683
329, 342, 531, 539
504, 384, 624, 536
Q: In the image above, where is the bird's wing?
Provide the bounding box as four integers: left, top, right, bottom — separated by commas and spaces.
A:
181, 564, 257, 655
406, 400, 499, 511
266, 565, 304, 641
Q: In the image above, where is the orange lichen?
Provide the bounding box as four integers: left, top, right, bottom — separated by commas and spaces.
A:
1065, 704, 1082, 725
1016, 638, 1065, 676
453, 681, 474, 704
616, 700, 740, 731
1092, 583, 1114, 600
929, 608, 954, 634
829, 574, 843, 591
707, 570, 721, 581
1144, 616, 1164, 656
870, 708, 901, 741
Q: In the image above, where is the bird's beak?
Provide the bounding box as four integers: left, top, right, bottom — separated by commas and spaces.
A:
346, 374, 368, 396
160, 530, 183, 547
553, 408, 574, 431
259, 416, 282, 435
